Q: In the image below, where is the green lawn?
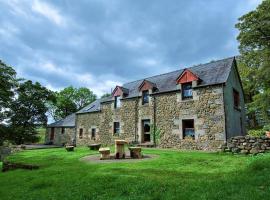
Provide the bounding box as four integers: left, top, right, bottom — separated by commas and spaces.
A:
0, 148, 270, 200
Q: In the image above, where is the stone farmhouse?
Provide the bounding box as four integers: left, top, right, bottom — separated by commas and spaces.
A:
46, 57, 246, 150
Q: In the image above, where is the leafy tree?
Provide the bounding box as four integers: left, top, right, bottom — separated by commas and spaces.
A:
101, 93, 111, 99
0, 60, 17, 145
236, 0, 270, 126
9, 80, 54, 144
48, 86, 97, 120
0, 60, 17, 123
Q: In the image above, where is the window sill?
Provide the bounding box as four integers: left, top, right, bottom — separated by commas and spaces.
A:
180, 98, 194, 102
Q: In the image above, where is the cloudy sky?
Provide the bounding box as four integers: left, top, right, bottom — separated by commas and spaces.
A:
0, 0, 262, 97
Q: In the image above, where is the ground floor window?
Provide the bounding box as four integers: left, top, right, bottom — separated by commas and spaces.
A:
61, 127, 65, 134
142, 119, 151, 142
113, 122, 120, 136
91, 128, 96, 140
182, 119, 195, 139
79, 128, 83, 139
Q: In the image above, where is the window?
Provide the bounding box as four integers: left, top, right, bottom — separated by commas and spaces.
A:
233, 89, 240, 109
182, 82, 193, 100
142, 119, 151, 142
91, 128, 96, 140
113, 122, 120, 136
114, 96, 121, 108
79, 128, 83, 139
61, 127, 65, 134
142, 90, 149, 105
182, 119, 195, 139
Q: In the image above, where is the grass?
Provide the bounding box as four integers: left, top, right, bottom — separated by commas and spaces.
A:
0, 148, 270, 200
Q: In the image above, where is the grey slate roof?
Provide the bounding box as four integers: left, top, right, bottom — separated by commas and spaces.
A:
47, 113, 76, 127
76, 99, 101, 114
101, 56, 235, 101
78, 57, 235, 114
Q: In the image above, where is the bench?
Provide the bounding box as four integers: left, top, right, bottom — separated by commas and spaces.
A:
99, 147, 111, 160
88, 144, 101, 151
129, 147, 142, 159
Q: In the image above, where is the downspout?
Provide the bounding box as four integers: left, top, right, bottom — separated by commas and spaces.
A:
222, 83, 228, 141
134, 97, 139, 143
74, 113, 77, 146
153, 95, 157, 147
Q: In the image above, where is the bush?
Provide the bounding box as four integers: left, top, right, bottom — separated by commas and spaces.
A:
248, 129, 265, 137
263, 124, 270, 131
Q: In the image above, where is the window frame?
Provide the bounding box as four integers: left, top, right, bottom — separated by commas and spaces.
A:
114, 96, 121, 109
113, 122, 120, 136
79, 128, 83, 139
182, 82, 193, 100
182, 119, 195, 139
91, 128, 96, 140
142, 90, 149, 105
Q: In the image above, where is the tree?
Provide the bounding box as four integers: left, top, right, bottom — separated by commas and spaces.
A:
100, 93, 111, 99
48, 86, 97, 120
236, 0, 270, 127
0, 60, 17, 145
0, 60, 17, 123
9, 80, 54, 144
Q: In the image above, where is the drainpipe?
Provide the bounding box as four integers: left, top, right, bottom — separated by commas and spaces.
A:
134, 97, 139, 143
153, 95, 157, 147
74, 114, 77, 146
222, 83, 228, 141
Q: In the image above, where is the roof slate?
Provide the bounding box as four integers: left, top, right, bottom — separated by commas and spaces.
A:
71, 57, 235, 115
47, 113, 76, 128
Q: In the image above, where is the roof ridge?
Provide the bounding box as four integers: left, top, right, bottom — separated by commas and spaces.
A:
189, 56, 235, 70
122, 56, 235, 86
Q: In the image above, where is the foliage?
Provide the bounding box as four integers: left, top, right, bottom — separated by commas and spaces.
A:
150, 124, 161, 146
263, 124, 270, 131
1, 148, 270, 199
0, 60, 17, 123
236, 0, 270, 127
8, 80, 54, 144
248, 129, 265, 137
101, 93, 111, 99
48, 86, 97, 120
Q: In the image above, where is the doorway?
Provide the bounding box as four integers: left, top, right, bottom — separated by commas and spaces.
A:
142, 120, 151, 142
50, 127, 55, 141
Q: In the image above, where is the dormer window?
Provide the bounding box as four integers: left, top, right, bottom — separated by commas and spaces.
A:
142, 90, 149, 105
114, 96, 121, 108
182, 82, 193, 100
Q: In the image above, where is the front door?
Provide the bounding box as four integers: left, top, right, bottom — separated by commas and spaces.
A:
50, 127, 55, 141
142, 120, 151, 142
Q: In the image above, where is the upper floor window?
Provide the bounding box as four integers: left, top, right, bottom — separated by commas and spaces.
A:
233, 89, 240, 109
142, 90, 149, 105
113, 122, 120, 136
114, 96, 121, 108
182, 82, 193, 100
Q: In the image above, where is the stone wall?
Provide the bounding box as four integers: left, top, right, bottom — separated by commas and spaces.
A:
219, 136, 270, 154
76, 112, 101, 146
71, 84, 238, 150
45, 127, 75, 146
156, 85, 226, 150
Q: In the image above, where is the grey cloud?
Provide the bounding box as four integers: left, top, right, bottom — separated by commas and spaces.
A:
0, 0, 261, 96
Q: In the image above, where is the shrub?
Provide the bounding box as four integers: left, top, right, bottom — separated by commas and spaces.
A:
248, 129, 265, 137
263, 124, 270, 131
